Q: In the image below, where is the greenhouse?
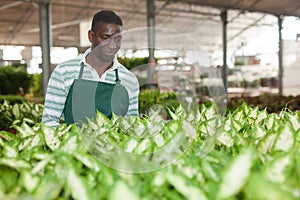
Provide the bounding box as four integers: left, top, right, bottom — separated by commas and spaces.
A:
0, 0, 300, 199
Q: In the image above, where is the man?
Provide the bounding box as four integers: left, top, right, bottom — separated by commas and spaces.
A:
42, 10, 139, 128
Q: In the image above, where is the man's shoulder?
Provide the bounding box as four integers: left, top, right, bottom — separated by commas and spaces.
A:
57, 56, 81, 68
52, 56, 81, 76
117, 63, 136, 75
117, 64, 139, 82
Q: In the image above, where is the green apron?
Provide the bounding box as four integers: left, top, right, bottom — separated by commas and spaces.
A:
64, 63, 129, 125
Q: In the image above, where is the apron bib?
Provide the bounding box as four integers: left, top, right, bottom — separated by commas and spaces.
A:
64, 63, 129, 125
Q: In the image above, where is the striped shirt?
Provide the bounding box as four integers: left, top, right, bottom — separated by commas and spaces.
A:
42, 48, 139, 128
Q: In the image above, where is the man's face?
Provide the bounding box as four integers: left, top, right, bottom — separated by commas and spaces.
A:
88, 21, 122, 62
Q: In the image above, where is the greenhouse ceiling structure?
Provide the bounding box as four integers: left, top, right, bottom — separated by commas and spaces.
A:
0, 0, 300, 50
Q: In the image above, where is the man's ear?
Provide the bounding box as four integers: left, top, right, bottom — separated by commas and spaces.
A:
88, 30, 94, 43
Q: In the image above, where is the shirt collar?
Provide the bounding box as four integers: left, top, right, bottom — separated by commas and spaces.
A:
80, 47, 119, 70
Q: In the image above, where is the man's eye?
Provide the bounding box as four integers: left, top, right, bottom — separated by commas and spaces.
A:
115, 38, 121, 42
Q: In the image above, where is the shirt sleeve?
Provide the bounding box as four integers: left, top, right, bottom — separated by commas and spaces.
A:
126, 78, 140, 117
42, 67, 68, 128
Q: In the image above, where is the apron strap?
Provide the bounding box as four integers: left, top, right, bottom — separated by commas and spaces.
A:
78, 62, 85, 80
114, 68, 120, 83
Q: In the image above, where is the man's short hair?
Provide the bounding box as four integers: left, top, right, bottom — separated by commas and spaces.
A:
91, 10, 123, 32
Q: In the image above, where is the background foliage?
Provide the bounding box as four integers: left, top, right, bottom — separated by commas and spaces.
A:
118, 57, 157, 70
228, 94, 300, 113
0, 66, 33, 95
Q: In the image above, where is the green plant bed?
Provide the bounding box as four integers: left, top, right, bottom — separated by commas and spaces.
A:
228, 94, 300, 113
0, 103, 299, 199
0, 95, 27, 104
0, 100, 43, 131
139, 89, 179, 118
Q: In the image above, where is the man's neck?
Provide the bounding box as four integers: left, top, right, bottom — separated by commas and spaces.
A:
85, 54, 113, 78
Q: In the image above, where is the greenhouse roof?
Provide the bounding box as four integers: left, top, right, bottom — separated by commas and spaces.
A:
0, 0, 300, 53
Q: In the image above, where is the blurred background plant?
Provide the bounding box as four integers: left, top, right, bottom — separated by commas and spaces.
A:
0, 65, 32, 95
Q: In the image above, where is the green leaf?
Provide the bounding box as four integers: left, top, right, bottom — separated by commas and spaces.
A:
230, 116, 243, 131
165, 173, 207, 200
34, 179, 63, 200
200, 117, 222, 137
257, 133, 277, 154
285, 112, 300, 132
274, 123, 295, 152
0, 166, 18, 193
149, 107, 164, 122
201, 159, 219, 182
55, 124, 72, 137
265, 154, 292, 183
23, 117, 35, 124
232, 107, 244, 121
35, 104, 43, 114
241, 102, 251, 115
72, 151, 100, 172
197, 134, 218, 158
0, 158, 30, 170
31, 155, 53, 174
86, 117, 99, 130
2, 144, 18, 158
204, 105, 216, 120
23, 102, 31, 113
108, 180, 139, 200
154, 133, 165, 147
132, 120, 146, 137
146, 120, 162, 135
217, 131, 233, 147
12, 104, 20, 119
118, 117, 131, 130
3, 100, 10, 108
265, 113, 276, 130
18, 135, 34, 151
217, 147, 254, 199
124, 138, 138, 153
248, 106, 258, 119
12, 119, 22, 126
31, 109, 39, 118
182, 120, 196, 140
135, 138, 151, 153
24, 134, 41, 151
167, 108, 178, 120
246, 173, 295, 200
21, 171, 40, 192
42, 125, 60, 151
96, 110, 111, 126
60, 135, 79, 153
14, 122, 35, 138
251, 126, 266, 139
256, 108, 268, 124
0, 130, 17, 141
66, 167, 93, 200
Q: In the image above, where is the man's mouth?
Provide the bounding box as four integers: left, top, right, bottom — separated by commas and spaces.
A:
105, 50, 116, 56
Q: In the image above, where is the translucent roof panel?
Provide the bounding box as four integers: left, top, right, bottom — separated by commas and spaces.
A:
0, 0, 298, 54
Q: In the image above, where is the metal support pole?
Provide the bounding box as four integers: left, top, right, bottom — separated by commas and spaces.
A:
147, 0, 155, 83
39, 0, 52, 97
221, 10, 228, 96
278, 16, 283, 96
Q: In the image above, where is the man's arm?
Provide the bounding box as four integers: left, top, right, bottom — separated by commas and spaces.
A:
42, 68, 67, 128
127, 81, 139, 117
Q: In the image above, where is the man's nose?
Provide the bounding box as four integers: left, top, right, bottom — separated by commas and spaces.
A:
108, 38, 116, 48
